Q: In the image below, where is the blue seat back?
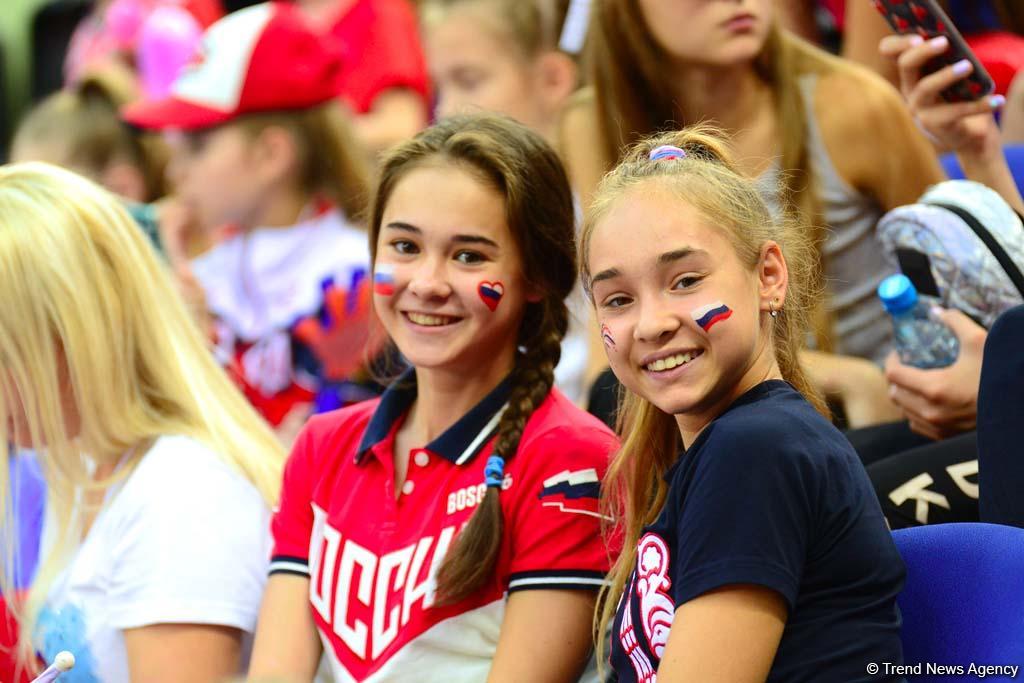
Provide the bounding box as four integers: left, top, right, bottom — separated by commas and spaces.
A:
893, 523, 1024, 681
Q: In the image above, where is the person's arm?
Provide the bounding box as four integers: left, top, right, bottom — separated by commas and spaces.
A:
353, 88, 428, 158
816, 66, 945, 212
1002, 70, 1024, 144
487, 590, 596, 683
841, 0, 899, 86
879, 33, 1024, 215
249, 422, 323, 680
800, 349, 903, 428
884, 308, 986, 440
656, 585, 787, 682
247, 576, 322, 683
124, 624, 243, 683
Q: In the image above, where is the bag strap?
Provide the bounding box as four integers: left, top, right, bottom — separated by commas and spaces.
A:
926, 201, 1024, 299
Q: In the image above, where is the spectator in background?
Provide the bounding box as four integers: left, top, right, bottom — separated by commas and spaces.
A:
12, 67, 167, 207
123, 3, 377, 441
296, 0, 431, 156
563, 0, 946, 428
0, 162, 283, 682
423, 0, 580, 145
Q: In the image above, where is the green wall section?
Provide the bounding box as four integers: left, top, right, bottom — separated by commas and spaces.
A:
0, 0, 71, 144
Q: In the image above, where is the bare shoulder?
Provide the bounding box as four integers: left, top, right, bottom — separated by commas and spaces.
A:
812, 62, 941, 201
813, 63, 908, 143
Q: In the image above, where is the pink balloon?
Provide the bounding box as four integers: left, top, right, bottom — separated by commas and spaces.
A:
136, 6, 202, 99
105, 0, 150, 48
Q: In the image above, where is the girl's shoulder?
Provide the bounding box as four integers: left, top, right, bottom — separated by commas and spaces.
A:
517, 388, 619, 461
105, 434, 270, 534
293, 399, 382, 456
128, 438, 266, 501
695, 383, 854, 472
810, 59, 913, 142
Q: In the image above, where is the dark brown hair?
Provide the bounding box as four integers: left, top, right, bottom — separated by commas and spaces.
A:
369, 114, 577, 603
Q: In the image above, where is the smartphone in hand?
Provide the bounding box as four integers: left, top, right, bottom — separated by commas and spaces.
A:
872, 0, 995, 102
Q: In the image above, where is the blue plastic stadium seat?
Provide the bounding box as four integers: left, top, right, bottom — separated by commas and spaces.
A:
892, 523, 1024, 682
941, 145, 1024, 196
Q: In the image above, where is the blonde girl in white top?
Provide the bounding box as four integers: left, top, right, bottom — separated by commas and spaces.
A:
0, 162, 285, 683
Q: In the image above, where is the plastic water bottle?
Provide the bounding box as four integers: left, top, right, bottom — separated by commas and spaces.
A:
877, 274, 960, 369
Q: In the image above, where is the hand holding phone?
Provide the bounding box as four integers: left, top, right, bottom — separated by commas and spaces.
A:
872, 0, 994, 102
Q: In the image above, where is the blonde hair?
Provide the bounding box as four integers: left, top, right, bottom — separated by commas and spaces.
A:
583, 3, 864, 347
0, 163, 285, 665
579, 125, 827, 667
11, 67, 169, 201
231, 100, 372, 223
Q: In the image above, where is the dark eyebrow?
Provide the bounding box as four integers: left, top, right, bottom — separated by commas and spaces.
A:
658, 247, 706, 265
384, 221, 421, 234
452, 234, 500, 249
589, 268, 621, 285
384, 222, 500, 249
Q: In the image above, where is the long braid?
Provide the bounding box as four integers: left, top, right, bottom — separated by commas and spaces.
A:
369, 114, 577, 605
435, 304, 568, 604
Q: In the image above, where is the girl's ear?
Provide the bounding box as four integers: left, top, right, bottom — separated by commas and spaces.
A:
757, 240, 788, 313
535, 51, 578, 114
252, 125, 300, 184
101, 161, 149, 203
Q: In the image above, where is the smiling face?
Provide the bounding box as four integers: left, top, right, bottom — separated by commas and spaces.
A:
373, 161, 533, 378
636, 0, 772, 67
586, 180, 786, 436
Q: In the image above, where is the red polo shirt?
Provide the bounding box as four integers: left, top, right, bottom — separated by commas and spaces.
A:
271, 370, 617, 680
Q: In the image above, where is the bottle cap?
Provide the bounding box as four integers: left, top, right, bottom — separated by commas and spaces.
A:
877, 274, 919, 315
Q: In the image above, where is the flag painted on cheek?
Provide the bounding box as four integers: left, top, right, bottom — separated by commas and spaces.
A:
373, 264, 395, 296
601, 324, 616, 350
691, 301, 732, 332
478, 281, 504, 311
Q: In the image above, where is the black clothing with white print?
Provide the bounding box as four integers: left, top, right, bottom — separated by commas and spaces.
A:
610, 380, 906, 683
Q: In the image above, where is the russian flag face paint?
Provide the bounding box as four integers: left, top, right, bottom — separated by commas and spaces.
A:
373, 264, 395, 296
691, 301, 732, 332
601, 323, 616, 350
478, 281, 504, 311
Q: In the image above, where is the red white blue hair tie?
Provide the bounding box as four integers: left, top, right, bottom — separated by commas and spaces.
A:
649, 145, 687, 162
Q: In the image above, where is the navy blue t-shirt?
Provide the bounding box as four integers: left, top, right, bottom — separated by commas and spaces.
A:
610, 380, 906, 682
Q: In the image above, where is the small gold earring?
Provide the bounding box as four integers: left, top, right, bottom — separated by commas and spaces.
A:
769, 299, 779, 318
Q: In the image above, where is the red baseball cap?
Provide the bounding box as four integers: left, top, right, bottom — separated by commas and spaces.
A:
123, 2, 343, 131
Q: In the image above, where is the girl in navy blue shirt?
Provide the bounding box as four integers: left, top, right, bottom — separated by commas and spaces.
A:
580, 126, 907, 682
